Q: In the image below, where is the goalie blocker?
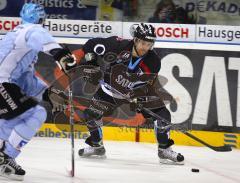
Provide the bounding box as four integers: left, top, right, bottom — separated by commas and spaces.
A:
0, 83, 38, 120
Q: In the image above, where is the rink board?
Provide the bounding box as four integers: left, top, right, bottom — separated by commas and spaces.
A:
35, 124, 240, 149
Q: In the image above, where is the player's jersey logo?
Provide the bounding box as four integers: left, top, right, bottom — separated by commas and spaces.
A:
115, 74, 135, 89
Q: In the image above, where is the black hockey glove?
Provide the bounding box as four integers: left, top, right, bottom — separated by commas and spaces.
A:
128, 86, 149, 99
43, 87, 68, 114
50, 48, 77, 73
129, 98, 144, 113
128, 87, 152, 113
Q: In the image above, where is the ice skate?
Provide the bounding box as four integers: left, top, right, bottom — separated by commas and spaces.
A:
158, 146, 184, 165
0, 144, 25, 181
78, 138, 106, 158
78, 145, 106, 158
157, 139, 184, 165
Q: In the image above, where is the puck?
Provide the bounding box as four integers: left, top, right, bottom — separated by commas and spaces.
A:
191, 168, 200, 172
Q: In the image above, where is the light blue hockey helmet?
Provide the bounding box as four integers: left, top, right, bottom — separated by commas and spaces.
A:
20, 3, 46, 24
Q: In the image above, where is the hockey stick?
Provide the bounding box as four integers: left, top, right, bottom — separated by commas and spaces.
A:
140, 107, 232, 152
101, 81, 232, 152
63, 68, 75, 177
68, 83, 75, 177
182, 131, 232, 152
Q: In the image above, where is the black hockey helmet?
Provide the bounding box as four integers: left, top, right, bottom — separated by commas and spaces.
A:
133, 23, 156, 43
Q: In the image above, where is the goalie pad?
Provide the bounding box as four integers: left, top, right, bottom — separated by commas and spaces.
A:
0, 83, 38, 120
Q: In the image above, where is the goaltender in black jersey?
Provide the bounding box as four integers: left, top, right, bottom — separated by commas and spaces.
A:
72, 23, 185, 165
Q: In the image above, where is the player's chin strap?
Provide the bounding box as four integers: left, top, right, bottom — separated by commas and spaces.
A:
102, 82, 232, 152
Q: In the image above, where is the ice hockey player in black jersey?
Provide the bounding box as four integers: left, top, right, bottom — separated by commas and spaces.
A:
72, 23, 184, 165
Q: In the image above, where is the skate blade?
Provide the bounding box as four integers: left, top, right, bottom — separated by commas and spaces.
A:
79, 154, 107, 159
159, 159, 184, 165
0, 172, 24, 181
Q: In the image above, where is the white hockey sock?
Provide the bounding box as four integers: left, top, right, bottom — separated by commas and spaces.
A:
9, 130, 29, 151
4, 130, 29, 158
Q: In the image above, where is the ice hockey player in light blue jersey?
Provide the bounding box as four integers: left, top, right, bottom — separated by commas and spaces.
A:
0, 2, 76, 181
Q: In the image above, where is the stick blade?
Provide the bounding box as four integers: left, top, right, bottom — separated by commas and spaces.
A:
70, 169, 74, 177
66, 168, 74, 177
212, 145, 232, 152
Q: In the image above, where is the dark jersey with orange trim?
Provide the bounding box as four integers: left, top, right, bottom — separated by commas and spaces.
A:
81, 36, 161, 98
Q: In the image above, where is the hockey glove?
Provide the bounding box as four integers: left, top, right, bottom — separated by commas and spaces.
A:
129, 98, 144, 113
51, 48, 77, 73
129, 86, 149, 99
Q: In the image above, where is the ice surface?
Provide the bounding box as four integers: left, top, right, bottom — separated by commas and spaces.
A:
1, 137, 239, 183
